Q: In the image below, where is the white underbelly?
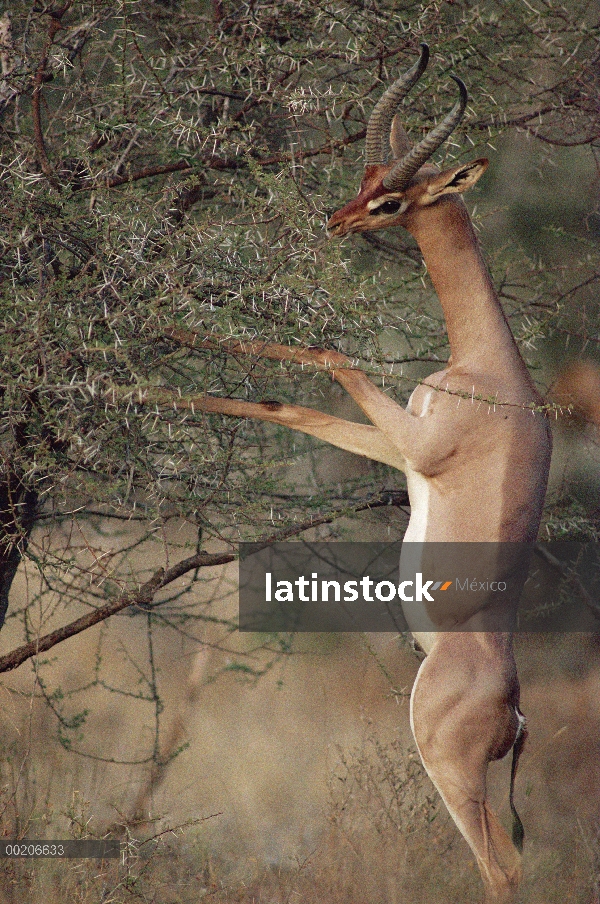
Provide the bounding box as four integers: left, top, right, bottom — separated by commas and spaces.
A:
402, 467, 430, 543
400, 468, 438, 652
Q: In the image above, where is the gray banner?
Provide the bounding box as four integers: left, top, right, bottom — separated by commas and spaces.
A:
239, 542, 600, 632
0, 840, 121, 859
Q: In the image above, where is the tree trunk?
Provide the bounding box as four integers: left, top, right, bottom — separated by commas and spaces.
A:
0, 474, 37, 631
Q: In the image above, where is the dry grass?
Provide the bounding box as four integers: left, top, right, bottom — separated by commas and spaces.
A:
2, 579, 600, 904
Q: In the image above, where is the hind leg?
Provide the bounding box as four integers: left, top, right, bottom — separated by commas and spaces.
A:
410, 634, 524, 903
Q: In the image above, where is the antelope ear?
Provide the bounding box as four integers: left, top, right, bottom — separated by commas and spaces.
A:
389, 114, 412, 160
425, 158, 489, 197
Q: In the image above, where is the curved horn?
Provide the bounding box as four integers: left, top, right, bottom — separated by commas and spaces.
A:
365, 43, 429, 166
382, 75, 468, 191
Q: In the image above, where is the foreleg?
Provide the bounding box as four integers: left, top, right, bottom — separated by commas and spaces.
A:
117, 386, 407, 469
164, 328, 422, 459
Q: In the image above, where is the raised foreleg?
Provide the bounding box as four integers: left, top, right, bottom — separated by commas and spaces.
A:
164, 328, 423, 462
124, 386, 407, 469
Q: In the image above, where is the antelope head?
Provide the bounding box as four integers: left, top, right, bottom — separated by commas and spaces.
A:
327, 44, 489, 237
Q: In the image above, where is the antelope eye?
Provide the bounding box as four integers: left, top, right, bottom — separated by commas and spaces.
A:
371, 199, 401, 216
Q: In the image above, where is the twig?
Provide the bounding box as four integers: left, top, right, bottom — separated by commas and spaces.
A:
89, 128, 368, 191
0, 551, 234, 674
163, 326, 357, 370
31, 3, 72, 187
534, 544, 600, 619
258, 490, 409, 548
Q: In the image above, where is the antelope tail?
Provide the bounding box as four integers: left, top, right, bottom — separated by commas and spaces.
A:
509, 710, 528, 852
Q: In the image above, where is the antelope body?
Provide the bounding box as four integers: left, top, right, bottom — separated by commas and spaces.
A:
326, 44, 552, 902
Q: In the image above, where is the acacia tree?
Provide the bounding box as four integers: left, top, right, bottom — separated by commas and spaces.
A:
0, 0, 598, 753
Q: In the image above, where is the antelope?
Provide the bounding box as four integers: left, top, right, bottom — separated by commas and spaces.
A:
159, 45, 552, 902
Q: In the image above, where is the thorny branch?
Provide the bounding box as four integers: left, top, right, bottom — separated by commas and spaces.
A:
91, 129, 369, 191
31, 3, 72, 187
0, 481, 409, 676
0, 552, 234, 675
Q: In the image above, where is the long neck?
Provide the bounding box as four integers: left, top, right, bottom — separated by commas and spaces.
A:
407, 197, 530, 379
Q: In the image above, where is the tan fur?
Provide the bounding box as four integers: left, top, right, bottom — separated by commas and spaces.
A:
326, 155, 551, 901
